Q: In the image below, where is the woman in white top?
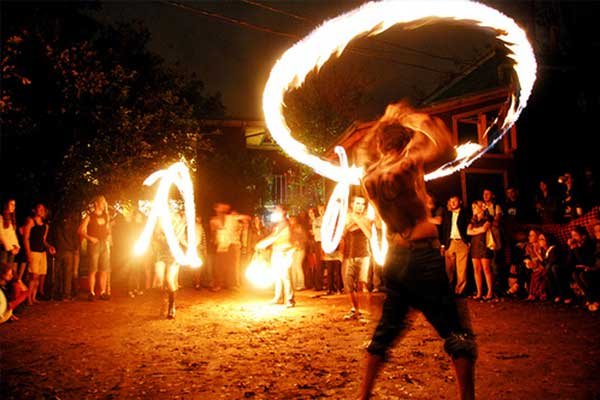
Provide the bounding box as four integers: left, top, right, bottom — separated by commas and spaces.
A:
0, 199, 20, 267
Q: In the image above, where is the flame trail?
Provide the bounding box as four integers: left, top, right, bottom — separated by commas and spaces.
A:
262, 0, 537, 256
134, 162, 202, 268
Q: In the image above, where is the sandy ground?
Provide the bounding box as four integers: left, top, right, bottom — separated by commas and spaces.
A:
2, 285, 600, 400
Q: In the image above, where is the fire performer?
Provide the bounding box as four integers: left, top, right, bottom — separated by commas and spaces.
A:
153, 210, 187, 319
356, 101, 477, 400
255, 205, 295, 308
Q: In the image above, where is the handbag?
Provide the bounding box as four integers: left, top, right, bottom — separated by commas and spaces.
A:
485, 229, 496, 250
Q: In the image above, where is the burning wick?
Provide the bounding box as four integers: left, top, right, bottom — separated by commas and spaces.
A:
134, 162, 202, 268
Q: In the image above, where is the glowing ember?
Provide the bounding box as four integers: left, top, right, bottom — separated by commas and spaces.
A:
134, 162, 202, 268
263, 0, 537, 257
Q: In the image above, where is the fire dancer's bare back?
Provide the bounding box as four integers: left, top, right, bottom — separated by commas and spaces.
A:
361, 101, 455, 241
356, 102, 476, 400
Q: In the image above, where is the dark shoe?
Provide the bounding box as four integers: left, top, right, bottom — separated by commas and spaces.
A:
343, 309, 358, 320
99, 293, 110, 301
88, 293, 96, 302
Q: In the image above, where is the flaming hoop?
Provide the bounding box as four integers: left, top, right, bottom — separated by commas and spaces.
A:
262, 0, 537, 257
134, 162, 202, 268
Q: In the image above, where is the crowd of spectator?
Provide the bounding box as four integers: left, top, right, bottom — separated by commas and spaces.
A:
1, 167, 599, 324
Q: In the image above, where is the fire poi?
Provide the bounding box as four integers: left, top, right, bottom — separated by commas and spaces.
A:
134, 162, 202, 319
262, 0, 537, 259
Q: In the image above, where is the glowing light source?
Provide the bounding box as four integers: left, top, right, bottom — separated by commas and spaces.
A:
262, 0, 537, 257
245, 254, 274, 289
134, 162, 202, 268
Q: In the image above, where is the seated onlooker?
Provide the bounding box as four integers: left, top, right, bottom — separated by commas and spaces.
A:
0, 262, 29, 323
537, 232, 563, 300
506, 230, 528, 297
523, 230, 550, 301
565, 225, 595, 305
572, 223, 600, 312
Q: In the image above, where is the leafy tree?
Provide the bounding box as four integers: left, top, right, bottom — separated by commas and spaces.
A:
1, 3, 224, 213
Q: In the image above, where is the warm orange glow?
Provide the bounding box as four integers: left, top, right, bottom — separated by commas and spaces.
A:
134, 162, 202, 268
245, 255, 274, 289
263, 0, 537, 261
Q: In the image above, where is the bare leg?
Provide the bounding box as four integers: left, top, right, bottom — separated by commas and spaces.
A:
17, 262, 27, 281
28, 274, 39, 304
38, 274, 46, 296
349, 290, 359, 311
357, 353, 384, 400
99, 271, 107, 295
453, 357, 475, 400
472, 259, 483, 298
482, 258, 494, 299
89, 272, 97, 295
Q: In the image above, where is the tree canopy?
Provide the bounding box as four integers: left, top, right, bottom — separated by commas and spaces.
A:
0, 2, 224, 213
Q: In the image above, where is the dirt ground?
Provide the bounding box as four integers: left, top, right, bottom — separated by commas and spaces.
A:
2, 284, 600, 400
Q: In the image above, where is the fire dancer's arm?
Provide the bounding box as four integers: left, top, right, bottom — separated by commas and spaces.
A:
256, 225, 286, 250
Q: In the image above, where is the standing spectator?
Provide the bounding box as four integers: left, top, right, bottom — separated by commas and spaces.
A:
441, 195, 470, 296
289, 216, 307, 291
255, 205, 295, 308
427, 195, 444, 236
342, 196, 371, 321
323, 242, 344, 295
482, 188, 504, 293
558, 172, 583, 222
209, 202, 231, 292
534, 179, 560, 224
307, 207, 324, 290
226, 210, 249, 289
52, 210, 81, 301
193, 215, 208, 290
23, 203, 56, 304
467, 200, 494, 300
0, 199, 20, 270
78, 196, 111, 301
504, 187, 530, 225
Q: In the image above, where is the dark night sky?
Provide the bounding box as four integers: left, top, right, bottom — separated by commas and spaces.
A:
93, 1, 496, 119
93, 1, 598, 182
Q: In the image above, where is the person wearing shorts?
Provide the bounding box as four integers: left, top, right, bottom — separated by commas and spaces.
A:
342, 196, 372, 321
356, 101, 476, 399
23, 203, 55, 304
79, 196, 111, 301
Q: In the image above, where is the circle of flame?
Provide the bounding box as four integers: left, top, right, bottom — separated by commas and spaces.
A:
262, 0, 537, 260
262, 0, 537, 184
